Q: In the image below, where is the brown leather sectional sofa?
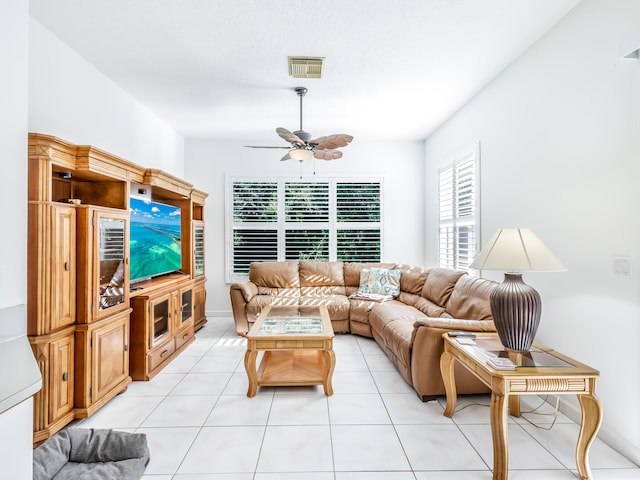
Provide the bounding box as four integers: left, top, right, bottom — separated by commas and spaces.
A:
230, 261, 497, 400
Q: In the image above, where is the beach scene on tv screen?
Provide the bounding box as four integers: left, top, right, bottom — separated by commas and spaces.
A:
130, 197, 182, 281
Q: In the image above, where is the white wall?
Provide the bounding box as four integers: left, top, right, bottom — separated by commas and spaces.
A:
29, 18, 185, 177
185, 139, 425, 315
1, 2, 31, 478
425, 0, 640, 463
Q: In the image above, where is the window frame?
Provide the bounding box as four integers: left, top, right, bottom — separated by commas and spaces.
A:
226, 175, 384, 283
437, 143, 480, 272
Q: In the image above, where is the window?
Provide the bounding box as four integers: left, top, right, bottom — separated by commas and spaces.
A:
228, 176, 382, 281
438, 143, 479, 271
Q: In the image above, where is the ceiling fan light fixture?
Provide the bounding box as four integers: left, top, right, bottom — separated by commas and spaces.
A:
288, 56, 325, 79
288, 148, 314, 162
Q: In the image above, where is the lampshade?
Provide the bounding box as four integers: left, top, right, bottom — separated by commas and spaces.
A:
470, 228, 565, 272
288, 148, 313, 163
471, 228, 565, 352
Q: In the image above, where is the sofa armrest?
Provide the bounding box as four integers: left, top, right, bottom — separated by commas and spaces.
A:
409, 318, 494, 398
230, 282, 258, 302
413, 318, 496, 333
230, 282, 258, 336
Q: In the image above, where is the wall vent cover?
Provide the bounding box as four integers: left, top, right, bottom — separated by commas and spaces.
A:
288, 56, 325, 78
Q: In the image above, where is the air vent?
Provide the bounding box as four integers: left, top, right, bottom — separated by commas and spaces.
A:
288, 56, 325, 79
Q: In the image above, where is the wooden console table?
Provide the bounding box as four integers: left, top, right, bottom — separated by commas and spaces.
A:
440, 333, 602, 480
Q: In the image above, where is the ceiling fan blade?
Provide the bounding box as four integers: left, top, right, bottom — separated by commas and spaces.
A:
314, 149, 343, 161
310, 134, 354, 150
245, 145, 290, 149
276, 127, 305, 146
280, 152, 292, 161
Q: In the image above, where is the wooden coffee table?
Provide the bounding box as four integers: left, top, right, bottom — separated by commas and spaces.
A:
440, 333, 602, 480
244, 305, 335, 397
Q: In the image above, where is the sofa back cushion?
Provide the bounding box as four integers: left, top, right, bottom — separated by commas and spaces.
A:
395, 264, 430, 295
343, 262, 396, 289
250, 261, 300, 288
446, 274, 496, 320
421, 267, 465, 307
299, 261, 346, 296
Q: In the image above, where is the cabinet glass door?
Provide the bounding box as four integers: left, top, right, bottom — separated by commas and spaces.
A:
98, 215, 126, 312
194, 222, 205, 277
181, 289, 193, 324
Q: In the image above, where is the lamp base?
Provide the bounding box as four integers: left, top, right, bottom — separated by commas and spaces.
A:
490, 273, 541, 352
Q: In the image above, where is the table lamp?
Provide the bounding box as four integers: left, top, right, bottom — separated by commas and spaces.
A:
470, 228, 565, 352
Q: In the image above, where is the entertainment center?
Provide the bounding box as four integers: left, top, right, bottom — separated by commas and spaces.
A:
27, 133, 207, 444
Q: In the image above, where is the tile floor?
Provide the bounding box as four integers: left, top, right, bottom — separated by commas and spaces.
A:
71, 317, 639, 479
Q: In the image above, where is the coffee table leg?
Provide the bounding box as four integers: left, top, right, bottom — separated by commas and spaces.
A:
576, 394, 602, 480
244, 349, 258, 397
322, 349, 336, 396
440, 350, 457, 417
490, 392, 509, 480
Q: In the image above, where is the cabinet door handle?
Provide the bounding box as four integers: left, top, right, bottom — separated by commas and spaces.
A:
160, 350, 169, 358
124, 345, 129, 352
183, 333, 189, 340
62, 372, 69, 381
64, 262, 70, 271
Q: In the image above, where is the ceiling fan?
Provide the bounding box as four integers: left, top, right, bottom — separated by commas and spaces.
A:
246, 87, 354, 163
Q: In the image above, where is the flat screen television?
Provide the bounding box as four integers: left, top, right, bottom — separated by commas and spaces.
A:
130, 197, 182, 283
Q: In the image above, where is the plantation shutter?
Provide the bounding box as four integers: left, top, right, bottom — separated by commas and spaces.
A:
228, 177, 382, 281
438, 144, 479, 271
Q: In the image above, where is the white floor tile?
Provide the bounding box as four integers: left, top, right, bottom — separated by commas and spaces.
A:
77, 395, 164, 429
255, 473, 334, 480
334, 353, 370, 372
331, 371, 379, 393
364, 353, 397, 371
173, 475, 253, 480
170, 372, 233, 396
460, 423, 565, 470
268, 392, 329, 425
136, 427, 200, 475
396, 424, 488, 471
257, 425, 333, 472
178, 426, 264, 474
414, 472, 490, 480
191, 353, 243, 373
337, 472, 417, 480
382, 393, 451, 425
205, 394, 272, 426
329, 393, 391, 424
332, 424, 411, 471
141, 395, 217, 427
371, 370, 415, 394
123, 373, 186, 396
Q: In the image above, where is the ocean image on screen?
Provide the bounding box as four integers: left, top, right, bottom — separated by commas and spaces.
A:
130, 197, 182, 281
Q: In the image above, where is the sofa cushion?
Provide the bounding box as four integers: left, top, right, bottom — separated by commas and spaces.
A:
395, 264, 430, 295
300, 294, 350, 321
300, 261, 344, 286
421, 267, 465, 307
358, 267, 401, 297
343, 262, 396, 288
445, 274, 496, 320
250, 261, 300, 288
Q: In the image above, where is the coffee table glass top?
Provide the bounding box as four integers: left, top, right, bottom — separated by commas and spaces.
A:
254, 306, 325, 336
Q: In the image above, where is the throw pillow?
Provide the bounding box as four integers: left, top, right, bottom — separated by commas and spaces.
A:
358, 267, 401, 297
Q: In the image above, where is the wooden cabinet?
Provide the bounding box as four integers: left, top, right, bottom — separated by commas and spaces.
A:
74, 310, 131, 417
30, 327, 76, 445
193, 278, 207, 331
76, 206, 129, 323
27, 133, 207, 443
130, 277, 195, 380
51, 205, 76, 331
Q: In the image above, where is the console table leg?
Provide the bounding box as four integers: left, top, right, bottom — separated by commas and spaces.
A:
244, 349, 258, 397
440, 350, 457, 417
490, 392, 509, 480
322, 349, 336, 396
576, 393, 602, 479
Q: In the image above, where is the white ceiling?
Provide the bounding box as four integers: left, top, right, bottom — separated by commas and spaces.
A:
29, 0, 579, 142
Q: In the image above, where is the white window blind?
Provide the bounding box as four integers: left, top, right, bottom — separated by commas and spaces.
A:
438, 144, 479, 271
227, 176, 382, 281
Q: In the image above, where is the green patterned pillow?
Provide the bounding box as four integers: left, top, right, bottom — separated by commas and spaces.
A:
358, 267, 401, 297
